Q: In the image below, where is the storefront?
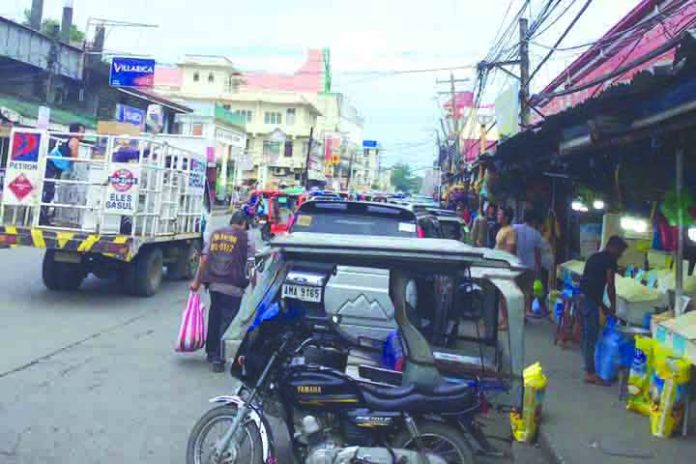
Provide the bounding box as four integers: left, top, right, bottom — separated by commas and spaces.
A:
485, 25, 696, 441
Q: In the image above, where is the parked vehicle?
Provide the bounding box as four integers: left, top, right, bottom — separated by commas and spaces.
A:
425, 208, 467, 241
407, 194, 440, 209
0, 129, 210, 296
297, 190, 342, 207
289, 200, 444, 238
188, 234, 529, 463
187, 304, 451, 463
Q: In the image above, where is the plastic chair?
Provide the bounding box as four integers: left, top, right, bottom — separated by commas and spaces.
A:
554, 286, 583, 347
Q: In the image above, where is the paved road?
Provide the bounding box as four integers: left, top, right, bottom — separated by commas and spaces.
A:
0, 216, 254, 463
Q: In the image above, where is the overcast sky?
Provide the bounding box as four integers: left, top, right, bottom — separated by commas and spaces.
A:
2, 0, 639, 167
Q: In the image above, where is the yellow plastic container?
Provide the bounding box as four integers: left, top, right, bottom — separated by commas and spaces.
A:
648, 345, 691, 438
626, 336, 655, 416
510, 363, 548, 442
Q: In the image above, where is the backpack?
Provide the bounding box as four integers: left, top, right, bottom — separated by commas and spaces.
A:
48, 141, 72, 172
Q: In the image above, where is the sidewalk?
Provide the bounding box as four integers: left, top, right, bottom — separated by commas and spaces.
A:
525, 318, 696, 464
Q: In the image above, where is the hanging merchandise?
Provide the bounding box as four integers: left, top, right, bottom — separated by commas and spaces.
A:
655, 210, 679, 252
660, 188, 695, 227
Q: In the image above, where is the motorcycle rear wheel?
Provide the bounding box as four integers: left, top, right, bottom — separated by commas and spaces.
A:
186, 404, 264, 464
392, 420, 474, 464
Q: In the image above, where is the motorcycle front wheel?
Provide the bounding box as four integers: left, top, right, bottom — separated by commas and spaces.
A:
186, 404, 264, 464
392, 420, 474, 464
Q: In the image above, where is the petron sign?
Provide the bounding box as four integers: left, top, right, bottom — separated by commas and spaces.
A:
109, 57, 156, 88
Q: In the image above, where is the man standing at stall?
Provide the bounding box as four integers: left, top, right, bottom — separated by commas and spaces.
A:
190, 211, 254, 372
579, 236, 628, 385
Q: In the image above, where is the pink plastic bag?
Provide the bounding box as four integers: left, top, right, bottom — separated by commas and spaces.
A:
176, 291, 206, 352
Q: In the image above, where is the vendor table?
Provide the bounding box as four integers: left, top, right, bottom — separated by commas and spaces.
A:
652, 311, 696, 437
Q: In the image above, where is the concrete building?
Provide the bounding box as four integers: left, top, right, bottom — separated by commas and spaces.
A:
156, 55, 322, 188
315, 93, 367, 191
169, 101, 246, 201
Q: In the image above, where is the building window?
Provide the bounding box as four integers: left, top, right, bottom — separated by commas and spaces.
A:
192, 123, 204, 136
235, 110, 253, 122
208, 72, 215, 83
286, 108, 296, 126
263, 140, 281, 160
284, 141, 293, 157
264, 112, 282, 125
222, 104, 231, 111
226, 75, 239, 93
193, 72, 200, 82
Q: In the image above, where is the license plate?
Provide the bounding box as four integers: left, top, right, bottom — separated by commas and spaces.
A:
54, 251, 81, 263
282, 284, 322, 303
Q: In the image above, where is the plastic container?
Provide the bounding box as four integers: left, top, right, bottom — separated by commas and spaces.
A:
510, 362, 548, 442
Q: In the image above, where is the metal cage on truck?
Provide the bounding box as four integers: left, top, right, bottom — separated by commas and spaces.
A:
0, 128, 211, 296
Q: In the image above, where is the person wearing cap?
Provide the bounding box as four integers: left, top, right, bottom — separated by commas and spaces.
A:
579, 235, 628, 385
190, 211, 255, 372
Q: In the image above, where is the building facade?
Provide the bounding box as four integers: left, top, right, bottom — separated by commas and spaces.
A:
157, 55, 322, 188
172, 101, 246, 201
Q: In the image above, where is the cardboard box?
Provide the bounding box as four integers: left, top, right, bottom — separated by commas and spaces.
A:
96, 121, 141, 136
653, 311, 696, 365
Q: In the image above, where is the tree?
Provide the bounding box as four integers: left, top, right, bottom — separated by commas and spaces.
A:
390, 163, 423, 194
22, 9, 85, 43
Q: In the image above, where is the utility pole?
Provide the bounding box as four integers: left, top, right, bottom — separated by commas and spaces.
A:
519, 17, 531, 128
436, 75, 470, 176
450, 72, 460, 169
45, 24, 60, 104
302, 126, 314, 189
346, 147, 356, 191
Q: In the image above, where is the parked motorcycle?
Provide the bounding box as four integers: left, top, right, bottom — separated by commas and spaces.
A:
187, 293, 480, 463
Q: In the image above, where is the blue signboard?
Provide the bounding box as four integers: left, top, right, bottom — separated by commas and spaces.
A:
362, 140, 378, 148
115, 104, 146, 128
109, 57, 155, 88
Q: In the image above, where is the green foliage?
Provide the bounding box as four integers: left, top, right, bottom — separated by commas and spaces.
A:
390, 163, 422, 194
22, 9, 85, 42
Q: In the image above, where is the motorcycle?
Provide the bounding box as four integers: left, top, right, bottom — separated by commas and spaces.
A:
187, 276, 485, 463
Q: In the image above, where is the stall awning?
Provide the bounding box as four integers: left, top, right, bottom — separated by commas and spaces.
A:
0, 93, 96, 129
494, 29, 696, 170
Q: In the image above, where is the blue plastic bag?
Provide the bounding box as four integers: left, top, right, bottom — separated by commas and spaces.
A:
594, 317, 634, 382
49, 143, 72, 172
382, 330, 404, 371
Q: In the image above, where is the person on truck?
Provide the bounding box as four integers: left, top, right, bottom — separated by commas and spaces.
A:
40, 123, 85, 226
190, 211, 255, 372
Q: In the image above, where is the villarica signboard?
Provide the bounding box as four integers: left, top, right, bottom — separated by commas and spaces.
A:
109, 57, 156, 88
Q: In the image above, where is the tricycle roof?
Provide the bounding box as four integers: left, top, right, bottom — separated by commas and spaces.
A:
269, 232, 525, 272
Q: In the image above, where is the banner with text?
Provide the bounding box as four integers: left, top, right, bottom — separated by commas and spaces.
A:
3, 131, 43, 206
105, 163, 140, 214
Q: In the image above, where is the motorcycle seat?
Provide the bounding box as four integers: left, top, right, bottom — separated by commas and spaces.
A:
360, 380, 477, 415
